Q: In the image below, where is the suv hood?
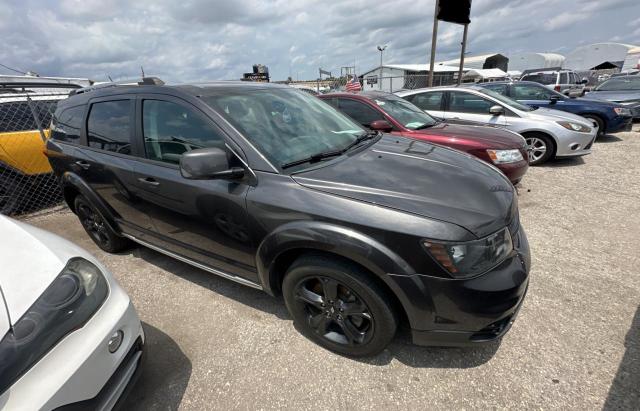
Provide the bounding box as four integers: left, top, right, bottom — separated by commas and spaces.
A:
415, 122, 526, 149
527, 107, 594, 126
293, 136, 515, 238
0, 216, 74, 325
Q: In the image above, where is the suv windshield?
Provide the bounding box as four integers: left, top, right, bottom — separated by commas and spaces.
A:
475, 88, 534, 112
202, 88, 365, 169
371, 95, 437, 129
521, 73, 557, 85
595, 77, 640, 91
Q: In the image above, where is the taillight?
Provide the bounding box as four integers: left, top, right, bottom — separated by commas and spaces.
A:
554, 85, 561, 92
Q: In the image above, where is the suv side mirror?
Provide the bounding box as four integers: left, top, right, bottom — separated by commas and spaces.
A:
489, 105, 505, 116
180, 147, 244, 180
549, 95, 560, 104
369, 119, 393, 132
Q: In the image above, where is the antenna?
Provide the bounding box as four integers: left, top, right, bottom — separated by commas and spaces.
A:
107, 74, 113, 82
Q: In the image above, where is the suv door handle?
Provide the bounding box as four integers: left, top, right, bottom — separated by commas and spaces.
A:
75, 160, 91, 169
138, 177, 160, 186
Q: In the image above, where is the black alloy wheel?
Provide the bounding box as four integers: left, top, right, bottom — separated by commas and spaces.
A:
74, 195, 131, 253
283, 254, 397, 357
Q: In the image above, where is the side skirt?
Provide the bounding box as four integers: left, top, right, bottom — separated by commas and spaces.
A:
121, 233, 263, 290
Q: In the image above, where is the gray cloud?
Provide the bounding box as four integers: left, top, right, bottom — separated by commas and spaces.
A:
0, 0, 638, 83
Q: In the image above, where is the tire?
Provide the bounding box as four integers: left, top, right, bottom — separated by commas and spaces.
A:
282, 254, 397, 357
582, 114, 605, 137
524, 133, 555, 165
74, 195, 132, 253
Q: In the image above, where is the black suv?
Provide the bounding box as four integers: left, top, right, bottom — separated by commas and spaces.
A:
47, 79, 530, 356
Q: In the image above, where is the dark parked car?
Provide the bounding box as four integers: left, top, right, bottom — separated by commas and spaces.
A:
585, 75, 640, 120
319, 91, 529, 184
46, 80, 530, 356
478, 81, 634, 136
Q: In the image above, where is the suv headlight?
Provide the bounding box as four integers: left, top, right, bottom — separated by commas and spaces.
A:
422, 227, 514, 279
613, 107, 632, 116
557, 121, 591, 133
0, 258, 108, 395
486, 149, 524, 164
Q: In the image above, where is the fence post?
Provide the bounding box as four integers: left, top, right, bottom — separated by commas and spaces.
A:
25, 96, 48, 143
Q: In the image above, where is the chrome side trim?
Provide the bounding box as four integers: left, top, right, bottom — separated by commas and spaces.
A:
121, 234, 263, 290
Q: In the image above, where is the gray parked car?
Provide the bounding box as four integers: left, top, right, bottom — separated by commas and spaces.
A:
585, 75, 640, 119
396, 86, 598, 165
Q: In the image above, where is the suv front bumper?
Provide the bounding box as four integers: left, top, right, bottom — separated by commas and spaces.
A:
389, 228, 531, 347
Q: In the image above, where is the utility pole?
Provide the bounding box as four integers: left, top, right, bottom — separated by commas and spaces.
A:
457, 24, 469, 85
377, 45, 387, 90
428, 0, 439, 87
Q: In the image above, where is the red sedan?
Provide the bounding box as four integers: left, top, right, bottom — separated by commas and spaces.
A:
319, 91, 529, 184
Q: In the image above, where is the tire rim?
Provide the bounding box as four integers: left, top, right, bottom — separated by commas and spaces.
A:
294, 276, 374, 346
77, 203, 111, 248
526, 137, 547, 163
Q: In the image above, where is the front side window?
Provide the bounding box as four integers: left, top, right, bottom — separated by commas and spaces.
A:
52, 105, 84, 144
202, 88, 364, 169
482, 84, 508, 95
371, 95, 437, 130
476, 88, 534, 112
143, 100, 225, 164
513, 84, 556, 100
407, 91, 444, 111
448, 91, 494, 114
87, 100, 132, 154
337, 99, 384, 127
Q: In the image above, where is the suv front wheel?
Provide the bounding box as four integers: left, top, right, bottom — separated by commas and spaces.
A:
283, 254, 397, 357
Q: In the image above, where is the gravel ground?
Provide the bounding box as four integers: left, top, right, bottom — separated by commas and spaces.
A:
26, 125, 640, 410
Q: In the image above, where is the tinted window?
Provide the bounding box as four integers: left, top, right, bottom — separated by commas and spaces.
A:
407, 91, 444, 111
52, 106, 84, 144
87, 100, 132, 154
481, 84, 508, 95
513, 84, 555, 100
337, 99, 383, 126
559, 72, 568, 84
143, 100, 225, 164
448, 91, 494, 114
521, 73, 557, 85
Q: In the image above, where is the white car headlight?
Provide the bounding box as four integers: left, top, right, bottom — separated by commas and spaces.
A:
486, 149, 524, 164
557, 121, 592, 133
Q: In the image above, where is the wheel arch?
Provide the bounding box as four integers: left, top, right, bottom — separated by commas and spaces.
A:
520, 130, 558, 157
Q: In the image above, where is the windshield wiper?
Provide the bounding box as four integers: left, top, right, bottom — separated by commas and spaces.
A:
414, 123, 437, 130
281, 130, 379, 170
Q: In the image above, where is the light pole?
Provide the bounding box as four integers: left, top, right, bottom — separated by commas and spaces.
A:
377, 45, 387, 90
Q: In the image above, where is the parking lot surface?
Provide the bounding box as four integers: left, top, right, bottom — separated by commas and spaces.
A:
27, 126, 640, 410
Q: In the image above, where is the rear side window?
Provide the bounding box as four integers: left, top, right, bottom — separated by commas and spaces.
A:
559, 72, 568, 84
337, 99, 383, 127
142, 100, 225, 164
521, 73, 556, 85
448, 91, 494, 114
513, 84, 554, 100
407, 92, 444, 111
52, 106, 84, 144
481, 84, 508, 95
87, 100, 132, 154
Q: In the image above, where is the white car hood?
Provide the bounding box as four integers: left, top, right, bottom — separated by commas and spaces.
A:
0, 216, 87, 327
0, 290, 8, 338
527, 107, 593, 126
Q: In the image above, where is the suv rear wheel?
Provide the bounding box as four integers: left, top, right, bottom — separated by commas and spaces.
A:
283, 254, 397, 357
74, 195, 132, 253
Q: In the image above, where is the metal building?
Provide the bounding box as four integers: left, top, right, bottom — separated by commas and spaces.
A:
564, 42, 639, 70
506, 52, 565, 72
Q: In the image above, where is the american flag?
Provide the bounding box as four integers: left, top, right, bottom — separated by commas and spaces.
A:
345, 75, 361, 92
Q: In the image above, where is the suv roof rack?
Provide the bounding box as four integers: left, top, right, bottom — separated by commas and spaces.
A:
70, 76, 165, 96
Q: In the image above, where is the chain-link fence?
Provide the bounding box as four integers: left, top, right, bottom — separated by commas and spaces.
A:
0, 92, 69, 216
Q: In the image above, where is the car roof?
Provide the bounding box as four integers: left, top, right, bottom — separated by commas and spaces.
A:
320, 90, 397, 100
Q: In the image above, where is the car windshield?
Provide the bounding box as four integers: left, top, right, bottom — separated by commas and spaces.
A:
475, 88, 534, 111
595, 77, 640, 91
521, 73, 557, 85
371, 95, 437, 129
202, 88, 365, 169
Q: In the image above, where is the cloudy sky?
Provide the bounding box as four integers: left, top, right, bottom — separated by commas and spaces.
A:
1, 0, 639, 83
